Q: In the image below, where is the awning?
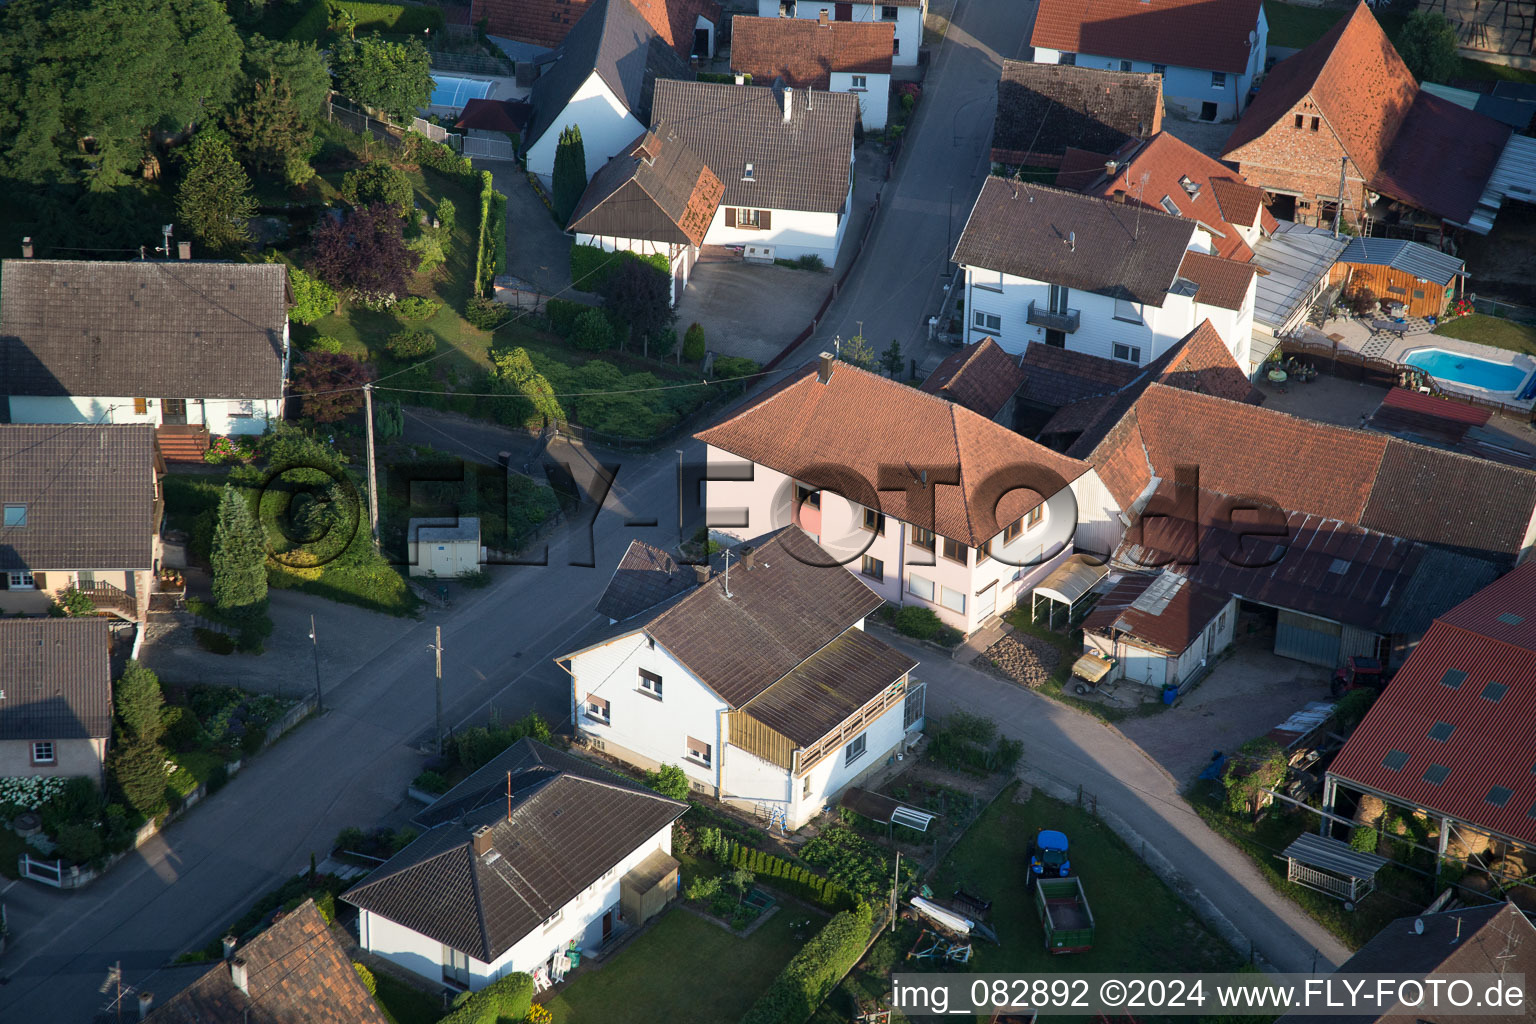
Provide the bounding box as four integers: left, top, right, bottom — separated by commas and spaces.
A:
1034, 554, 1109, 605
1251, 221, 1350, 334
1282, 832, 1388, 880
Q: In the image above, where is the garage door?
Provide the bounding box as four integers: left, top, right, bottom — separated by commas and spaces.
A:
1120, 644, 1163, 685
1275, 609, 1342, 667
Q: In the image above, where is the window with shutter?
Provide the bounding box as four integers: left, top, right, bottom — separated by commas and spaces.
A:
760, 210, 772, 230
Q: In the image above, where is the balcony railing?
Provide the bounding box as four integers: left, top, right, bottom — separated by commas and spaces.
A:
1027, 300, 1081, 333
74, 580, 137, 615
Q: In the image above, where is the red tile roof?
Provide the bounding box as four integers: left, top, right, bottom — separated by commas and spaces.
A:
1030, 0, 1264, 74
730, 16, 894, 90
455, 98, 532, 132
1328, 560, 1536, 845
567, 130, 723, 245
1208, 177, 1265, 229
481, 0, 720, 55
1083, 571, 1232, 654
1177, 250, 1257, 310
695, 358, 1091, 546
1371, 90, 1510, 225
920, 337, 1027, 419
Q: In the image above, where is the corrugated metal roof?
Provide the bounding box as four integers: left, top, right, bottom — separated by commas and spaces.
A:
1469, 133, 1536, 235
740, 628, 915, 747
1250, 221, 1349, 332
1282, 832, 1388, 879
1337, 237, 1464, 286
1035, 553, 1110, 605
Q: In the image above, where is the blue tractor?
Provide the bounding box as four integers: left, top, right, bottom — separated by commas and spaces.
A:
1028, 830, 1071, 887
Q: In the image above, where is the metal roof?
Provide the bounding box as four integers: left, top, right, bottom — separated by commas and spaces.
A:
1468, 133, 1536, 235
1337, 237, 1464, 286
1250, 221, 1349, 333
1282, 832, 1388, 880
739, 628, 916, 747
1034, 553, 1110, 606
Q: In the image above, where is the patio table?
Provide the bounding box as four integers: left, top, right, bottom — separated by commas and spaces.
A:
1369, 319, 1413, 335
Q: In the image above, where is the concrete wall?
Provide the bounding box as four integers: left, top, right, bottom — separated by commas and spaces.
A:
830, 70, 890, 130
761, 1, 922, 66
7, 395, 280, 435
704, 201, 845, 263
525, 72, 646, 184
0, 742, 105, 782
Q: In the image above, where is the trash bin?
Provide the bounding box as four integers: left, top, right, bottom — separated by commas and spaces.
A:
1162, 684, 1178, 705
567, 947, 581, 967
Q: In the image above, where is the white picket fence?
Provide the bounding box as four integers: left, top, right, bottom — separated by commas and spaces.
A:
410, 117, 449, 143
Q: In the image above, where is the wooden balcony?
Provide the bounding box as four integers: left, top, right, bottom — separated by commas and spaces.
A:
75, 580, 139, 619
1026, 300, 1081, 333
155, 424, 210, 463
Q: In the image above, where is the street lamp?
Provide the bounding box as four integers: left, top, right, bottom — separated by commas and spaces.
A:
308, 615, 323, 713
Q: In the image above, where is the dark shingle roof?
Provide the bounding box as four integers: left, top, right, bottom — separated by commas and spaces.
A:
525, 0, 693, 151
0, 619, 111, 741
567, 131, 724, 245
594, 539, 698, 622
1, 260, 287, 400
147, 900, 390, 1024
953, 178, 1195, 306
415, 737, 645, 828
920, 338, 1027, 419
1018, 341, 1142, 408
0, 424, 157, 572
649, 80, 859, 214
992, 61, 1162, 164
739, 627, 916, 746
345, 743, 686, 962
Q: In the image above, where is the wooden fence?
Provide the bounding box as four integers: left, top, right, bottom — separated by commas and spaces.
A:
1280, 336, 1535, 419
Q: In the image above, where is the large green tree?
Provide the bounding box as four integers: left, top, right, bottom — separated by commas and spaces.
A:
243, 36, 331, 124
115, 661, 166, 746
177, 130, 257, 252
552, 125, 587, 226
329, 35, 432, 122
211, 483, 268, 616
226, 75, 313, 178
341, 160, 414, 215
0, 0, 241, 189
1397, 11, 1460, 84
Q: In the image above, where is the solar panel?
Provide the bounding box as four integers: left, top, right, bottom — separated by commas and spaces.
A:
1381, 749, 1409, 771
1487, 785, 1513, 808
1482, 681, 1508, 703
1423, 763, 1451, 786
1498, 612, 1525, 625
1427, 722, 1455, 742
1439, 669, 1466, 690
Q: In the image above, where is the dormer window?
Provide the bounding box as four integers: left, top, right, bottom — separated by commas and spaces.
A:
743, 162, 754, 181
3, 505, 26, 527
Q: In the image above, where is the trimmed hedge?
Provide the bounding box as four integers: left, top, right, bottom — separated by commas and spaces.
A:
473, 170, 497, 296
703, 831, 852, 912
438, 971, 534, 1024
545, 297, 590, 337
739, 903, 874, 1024
332, 1, 445, 35
570, 244, 668, 292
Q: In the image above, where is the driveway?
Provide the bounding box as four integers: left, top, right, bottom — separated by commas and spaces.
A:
674, 261, 832, 364
489, 162, 573, 296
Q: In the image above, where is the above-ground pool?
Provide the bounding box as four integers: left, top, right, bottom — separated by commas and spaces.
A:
430, 75, 492, 108
1403, 347, 1531, 394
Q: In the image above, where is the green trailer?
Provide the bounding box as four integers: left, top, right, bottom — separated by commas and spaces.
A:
1034, 876, 1094, 953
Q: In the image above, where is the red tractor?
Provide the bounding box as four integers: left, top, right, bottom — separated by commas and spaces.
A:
1331, 656, 1386, 697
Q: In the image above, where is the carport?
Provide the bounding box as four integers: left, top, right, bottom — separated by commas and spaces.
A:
1282, 832, 1387, 909
1031, 555, 1108, 629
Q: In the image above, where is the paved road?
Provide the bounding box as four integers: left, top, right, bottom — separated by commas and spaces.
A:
885, 631, 1353, 973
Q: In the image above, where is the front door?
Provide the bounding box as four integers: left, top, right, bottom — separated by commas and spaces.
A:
602, 910, 614, 941
1201, 101, 1218, 122
834, 2, 852, 20
975, 582, 997, 621
161, 398, 187, 425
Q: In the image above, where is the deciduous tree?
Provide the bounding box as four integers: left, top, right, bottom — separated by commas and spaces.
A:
176, 130, 257, 253
329, 35, 432, 122
1397, 11, 1460, 84
308, 202, 418, 300
552, 125, 587, 225
293, 352, 370, 422
600, 260, 674, 355
341, 160, 413, 216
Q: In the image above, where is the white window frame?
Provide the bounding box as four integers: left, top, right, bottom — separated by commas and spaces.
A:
584, 694, 610, 724
736, 207, 763, 228
972, 309, 1001, 332
542, 908, 564, 931
8, 572, 36, 590
3, 505, 26, 528
939, 585, 966, 614
908, 573, 935, 602
32, 741, 55, 765
850, 75, 867, 90
1113, 298, 1143, 324
686, 737, 712, 767
1159, 195, 1181, 216
1113, 343, 1142, 364
1211, 71, 1227, 88
844, 732, 867, 766
638, 669, 663, 699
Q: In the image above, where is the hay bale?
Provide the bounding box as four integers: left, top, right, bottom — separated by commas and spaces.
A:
1354, 794, 1390, 826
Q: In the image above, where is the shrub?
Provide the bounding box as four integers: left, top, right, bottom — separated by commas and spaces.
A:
161, 706, 202, 751
1334, 688, 1378, 731
53, 586, 96, 617
570, 244, 668, 292
117, 661, 166, 745
712, 356, 759, 380
892, 605, 943, 640
464, 295, 505, 330
56, 822, 104, 865
437, 972, 534, 1024
111, 740, 171, 818
341, 161, 414, 216
740, 903, 874, 1024
1349, 825, 1379, 854
408, 231, 445, 273
396, 296, 440, 320
570, 308, 615, 351
793, 253, 825, 271
386, 329, 436, 359
404, 131, 473, 177
545, 297, 588, 336
643, 763, 690, 800
413, 769, 449, 794
1221, 738, 1288, 818
685, 874, 722, 901
303, 334, 344, 354
352, 962, 376, 996
682, 322, 706, 361
196, 628, 237, 654
436, 196, 457, 235
286, 264, 337, 324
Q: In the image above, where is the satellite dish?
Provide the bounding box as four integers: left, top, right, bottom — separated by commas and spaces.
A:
1414, 918, 1425, 935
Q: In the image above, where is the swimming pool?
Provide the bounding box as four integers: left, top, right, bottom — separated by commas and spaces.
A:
430, 75, 492, 108
1403, 347, 1531, 394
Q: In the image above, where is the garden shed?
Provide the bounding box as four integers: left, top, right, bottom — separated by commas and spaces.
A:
406, 517, 482, 578
1328, 238, 1465, 319
620, 848, 679, 927
1282, 832, 1387, 909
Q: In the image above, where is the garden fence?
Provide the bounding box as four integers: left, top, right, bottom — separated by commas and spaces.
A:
326, 97, 405, 151
1279, 335, 1535, 419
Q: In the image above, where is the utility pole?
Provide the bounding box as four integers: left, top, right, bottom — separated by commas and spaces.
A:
308, 615, 323, 712
1333, 156, 1347, 238
427, 626, 444, 754
889, 851, 901, 926
363, 383, 379, 548
945, 185, 954, 275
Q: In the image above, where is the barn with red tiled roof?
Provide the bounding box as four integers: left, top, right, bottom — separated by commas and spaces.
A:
730, 15, 895, 128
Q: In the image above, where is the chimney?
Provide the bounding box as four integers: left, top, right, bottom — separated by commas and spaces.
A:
742, 548, 756, 569
177, 241, 191, 260
222, 934, 238, 960
818, 9, 828, 26
1105, 159, 1118, 175
1112, 190, 1126, 203
138, 992, 154, 1021
734, 73, 745, 85
817, 352, 834, 384
20, 237, 33, 258
693, 563, 711, 584
773, 78, 792, 122
230, 959, 250, 997
471, 824, 494, 857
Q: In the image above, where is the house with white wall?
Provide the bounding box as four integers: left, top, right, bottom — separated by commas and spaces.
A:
757, 0, 923, 67
650, 79, 858, 264
567, 130, 724, 305
0, 619, 112, 785
0, 259, 289, 455
953, 177, 1257, 371
1080, 571, 1237, 692
1029, 0, 1266, 123
480, 0, 721, 60
694, 355, 1121, 633
345, 739, 687, 992
522, 0, 692, 186
731, 14, 893, 130
558, 528, 924, 831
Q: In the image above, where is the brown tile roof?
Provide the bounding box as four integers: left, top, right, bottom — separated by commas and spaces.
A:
739, 627, 917, 746
146, 901, 389, 1024
1208, 177, 1265, 228
992, 61, 1161, 166
0, 619, 111, 742
594, 539, 698, 621
567, 131, 724, 245
695, 359, 1092, 546
1176, 250, 1256, 310
954, 178, 1195, 306
1082, 571, 1231, 654
644, 528, 888, 707
1030, 0, 1263, 74
1084, 132, 1261, 261
415, 737, 649, 828
731, 16, 893, 90
0, 259, 288, 400
0, 424, 157, 573
455, 98, 532, 132
344, 749, 686, 962
650, 80, 858, 214
480, 0, 720, 55
1371, 90, 1509, 225
920, 337, 1027, 418
1017, 342, 1142, 408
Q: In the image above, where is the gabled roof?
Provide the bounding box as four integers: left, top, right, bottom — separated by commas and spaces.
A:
0, 619, 111, 742
649, 80, 859, 214
524, 0, 693, 151
414, 737, 642, 828
455, 97, 532, 132
0, 260, 288, 400
992, 61, 1161, 166
345, 742, 686, 963
479, 0, 720, 55
731, 16, 894, 90
1176, 250, 1257, 311
1030, 0, 1264, 74
955, 178, 1196, 306
1017, 341, 1142, 408
593, 539, 698, 622
146, 900, 389, 1024
567, 130, 724, 245
920, 338, 1027, 419
643, 528, 888, 708
0, 424, 157, 573
1337, 237, 1465, 286
1371, 91, 1510, 225
695, 358, 1091, 546
1082, 571, 1231, 654
739, 627, 917, 746
1329, 562, 1536, 847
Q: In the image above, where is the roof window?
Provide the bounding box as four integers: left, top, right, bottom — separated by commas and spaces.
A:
1327, 558, 1350, 575
2, 505, 25, 528
1497, 612, 1524, 625
743, 162, 754, 181
1438, 668, 1466, 690
1486, 785, 1513, 807
1381, 749, 1409, 771
1160, 195, 1181, 216
1426, 721, 1454, 742
1422, 763, 1450, 786
1482, 681, 1508, 703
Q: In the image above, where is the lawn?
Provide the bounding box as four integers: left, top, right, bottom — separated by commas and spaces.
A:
542, 908, 813, 1024
373, 971, 443, 1024
1433, 313, 1536, 356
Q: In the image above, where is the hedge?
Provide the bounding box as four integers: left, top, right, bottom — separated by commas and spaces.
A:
570, 244, 668, 292
716, 837, 852, 912
545, 297, 590, 337
332, 1, 445, 35
438, 972, 534, 1024
473, 170, 504, 297
739, 903, 874, 1024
